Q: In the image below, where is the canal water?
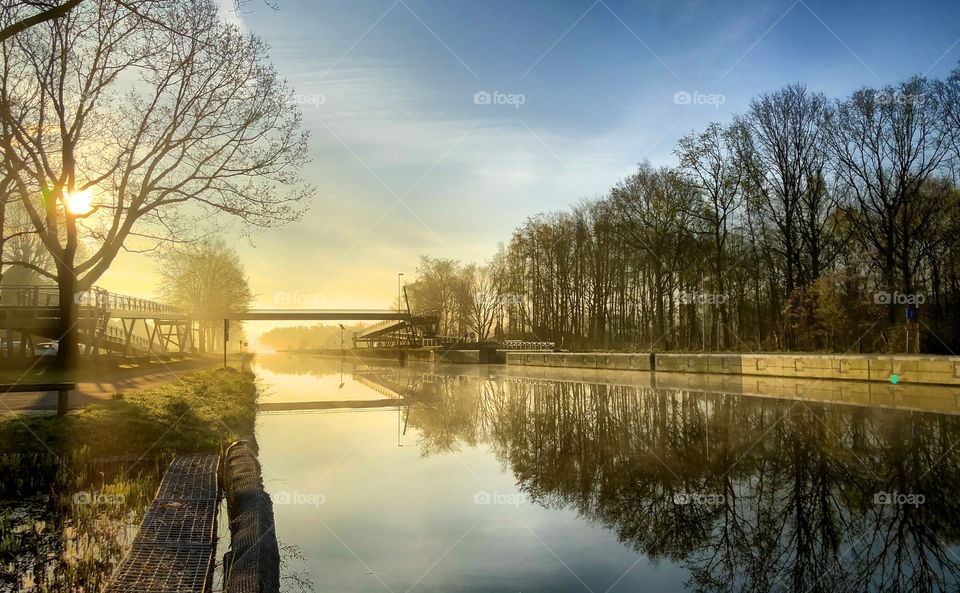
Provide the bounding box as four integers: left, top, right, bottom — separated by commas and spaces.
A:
253, 353, 960, 593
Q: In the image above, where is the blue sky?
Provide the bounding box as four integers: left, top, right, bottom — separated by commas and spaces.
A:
107, 0, 960, 314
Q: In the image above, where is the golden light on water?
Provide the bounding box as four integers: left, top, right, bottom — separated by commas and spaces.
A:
65, 188, 94, 215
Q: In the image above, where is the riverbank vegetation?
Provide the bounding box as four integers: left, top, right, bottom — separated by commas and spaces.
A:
0, 368, 257, 589
406, 67, 960, 354
0, 368, 257, 496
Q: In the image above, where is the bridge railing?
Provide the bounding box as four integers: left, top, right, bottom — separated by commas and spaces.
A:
87, 289, 185, 316
0, 285, 60, 307
498, 340, 556, 351
354, 310, 439, 339
103, 325, 154, 350
355, 318, 403, 337
420, 336, 460, 347
0, 284, 185, 317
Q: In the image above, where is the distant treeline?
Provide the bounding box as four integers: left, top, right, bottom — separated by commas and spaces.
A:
407, 66, 960, 353
258, 324, 365, 351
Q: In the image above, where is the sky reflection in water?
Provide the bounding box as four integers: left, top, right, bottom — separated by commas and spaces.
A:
254, 354, 960, 593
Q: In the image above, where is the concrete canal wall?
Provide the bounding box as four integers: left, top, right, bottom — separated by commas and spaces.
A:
505, 352, 960, 386
501, 365, 960, 415
354, 347, 499, 364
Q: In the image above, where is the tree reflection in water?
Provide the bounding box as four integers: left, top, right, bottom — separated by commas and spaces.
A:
361, 366, 960, 593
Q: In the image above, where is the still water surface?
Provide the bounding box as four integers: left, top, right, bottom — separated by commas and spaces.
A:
254, 353, 960, 593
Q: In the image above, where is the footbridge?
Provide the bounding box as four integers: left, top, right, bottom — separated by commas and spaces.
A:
351, 313, 440, 347
0, 285, 191, 357
0, 284, 439, 358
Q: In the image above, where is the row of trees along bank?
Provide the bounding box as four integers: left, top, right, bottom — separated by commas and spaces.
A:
408, 67, 960, 354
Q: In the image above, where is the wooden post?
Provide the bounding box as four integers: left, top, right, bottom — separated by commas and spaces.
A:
57, 387, 69, 416
223, 319, 229, 368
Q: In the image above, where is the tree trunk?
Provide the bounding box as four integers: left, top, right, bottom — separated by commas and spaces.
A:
55, 264, 78, 369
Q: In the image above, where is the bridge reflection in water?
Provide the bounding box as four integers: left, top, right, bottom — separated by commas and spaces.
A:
255, 354, 960, 592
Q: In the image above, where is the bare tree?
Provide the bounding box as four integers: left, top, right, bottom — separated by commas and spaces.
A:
610, 164, 697, 350
156, 237, 252, 352
0, 0, 310, 366
676, 122, 743, 349
735, 86, 830, 293
0, 0, 278, 43
0, 0, 85, 43
827, 76, 952, 321
940, 64, 960, 170
407, 256, 467, 337
464, 263, 499, 341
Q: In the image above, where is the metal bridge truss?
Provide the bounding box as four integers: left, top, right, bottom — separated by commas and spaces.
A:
0, 285, 197, 357
352, 313, 439, 348
0, 284, 441, 357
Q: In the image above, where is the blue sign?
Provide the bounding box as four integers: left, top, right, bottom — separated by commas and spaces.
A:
906, 307, 916, 322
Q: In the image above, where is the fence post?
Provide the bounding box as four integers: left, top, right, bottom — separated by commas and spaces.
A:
57, 387, 69, 416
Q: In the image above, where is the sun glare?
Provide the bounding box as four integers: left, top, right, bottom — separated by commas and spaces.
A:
65, 188, 94, 215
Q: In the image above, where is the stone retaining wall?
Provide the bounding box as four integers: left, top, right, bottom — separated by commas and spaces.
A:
505, 352, 960, 386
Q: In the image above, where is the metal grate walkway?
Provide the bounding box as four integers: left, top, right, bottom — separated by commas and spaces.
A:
105, 454, 220, 593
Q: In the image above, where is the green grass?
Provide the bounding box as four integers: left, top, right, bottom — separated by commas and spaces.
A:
0, 368, 257, 498
0, 368, 259, 589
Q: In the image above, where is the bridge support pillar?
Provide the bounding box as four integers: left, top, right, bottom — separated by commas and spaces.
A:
4, 311, 11, 359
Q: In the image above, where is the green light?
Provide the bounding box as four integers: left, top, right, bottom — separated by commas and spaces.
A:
890, 374, 900, 385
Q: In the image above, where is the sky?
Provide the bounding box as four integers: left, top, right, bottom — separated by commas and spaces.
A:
100, 0, 960, 329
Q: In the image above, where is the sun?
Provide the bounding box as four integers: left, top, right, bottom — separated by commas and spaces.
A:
65, 188, 94, 215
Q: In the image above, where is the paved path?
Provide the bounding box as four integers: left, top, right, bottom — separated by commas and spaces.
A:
0, 358, 223, 414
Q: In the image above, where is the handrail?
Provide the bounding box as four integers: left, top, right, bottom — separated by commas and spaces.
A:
0, 284, 438, 321
0, 284, 185, 316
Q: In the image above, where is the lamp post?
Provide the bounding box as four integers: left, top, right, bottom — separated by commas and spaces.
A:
338, 323, 345, 355
397, 272, 404, 348
397, 273, 404, 314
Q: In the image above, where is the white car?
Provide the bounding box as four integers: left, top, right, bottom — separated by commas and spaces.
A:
34, 342, 59, 357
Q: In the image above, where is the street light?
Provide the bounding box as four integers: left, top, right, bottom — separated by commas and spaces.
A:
397, 273, 404, 349
397, 272, 404, 315
338, 323, 345, 354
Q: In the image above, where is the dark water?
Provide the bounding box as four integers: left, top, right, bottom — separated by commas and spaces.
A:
0, 457, 162, 592
254, 353, 960, 593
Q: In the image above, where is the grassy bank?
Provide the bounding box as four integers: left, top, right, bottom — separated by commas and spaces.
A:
0, 368, 258, 590
0, 367, 257, 467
